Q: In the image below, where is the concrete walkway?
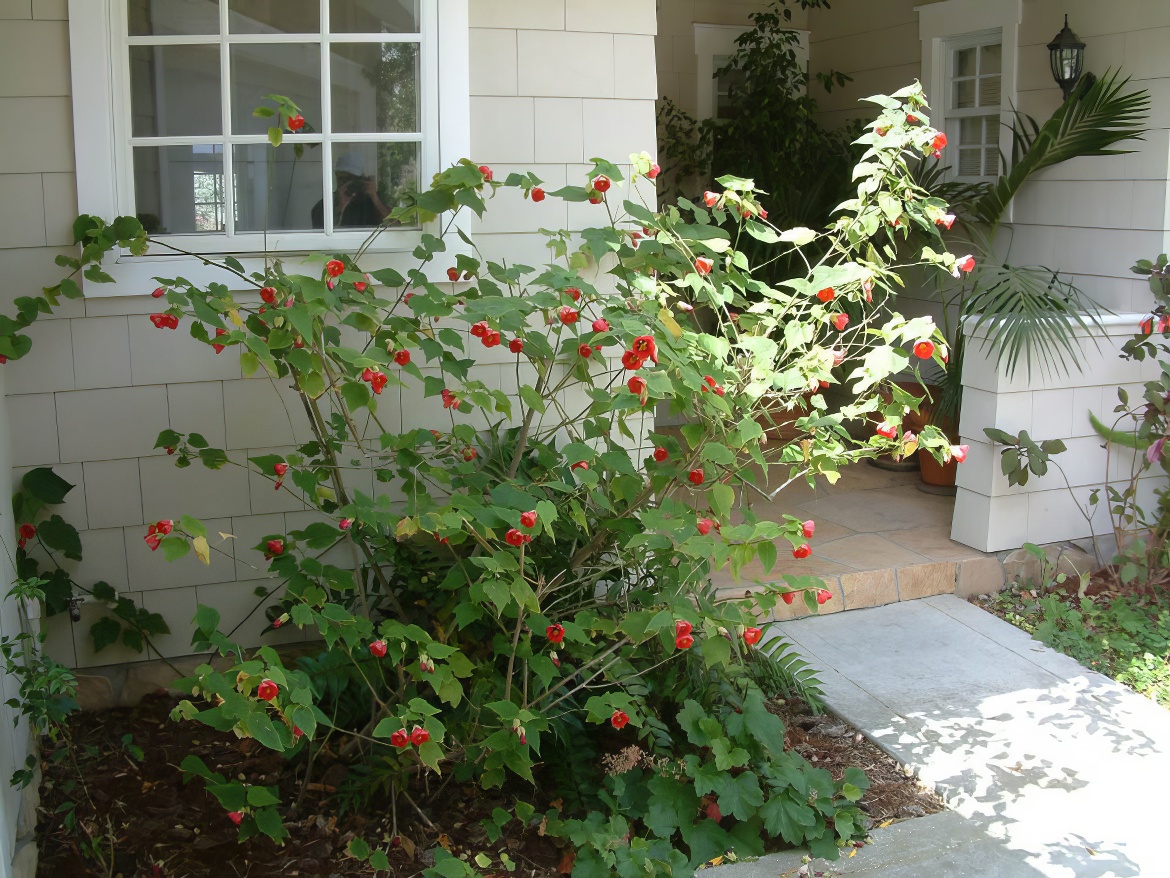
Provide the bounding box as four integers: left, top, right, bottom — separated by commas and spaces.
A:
713, 595, 1170, 877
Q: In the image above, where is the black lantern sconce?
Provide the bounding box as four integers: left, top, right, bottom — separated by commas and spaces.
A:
1047, 15, 1086, 99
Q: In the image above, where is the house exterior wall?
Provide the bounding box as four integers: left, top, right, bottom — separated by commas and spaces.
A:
0, 0, 658, 670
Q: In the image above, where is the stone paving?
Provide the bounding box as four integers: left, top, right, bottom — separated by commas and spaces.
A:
713, 595, 1170, 877
710, 463, 1004, 618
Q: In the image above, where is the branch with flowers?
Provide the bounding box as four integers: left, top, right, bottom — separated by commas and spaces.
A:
16, 84, 974, 872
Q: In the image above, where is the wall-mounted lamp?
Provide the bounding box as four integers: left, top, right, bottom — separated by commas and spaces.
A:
1047, 15, 1085, 99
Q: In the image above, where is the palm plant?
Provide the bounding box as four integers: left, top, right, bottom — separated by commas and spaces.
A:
927, 70, 1150, 427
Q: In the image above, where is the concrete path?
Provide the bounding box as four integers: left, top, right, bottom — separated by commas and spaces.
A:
730, 595, 1169, 877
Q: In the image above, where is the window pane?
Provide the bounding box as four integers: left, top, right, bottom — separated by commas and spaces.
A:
326, 142, 419, 229
134, 145, 225, 233
129, 0, 219, 36
954, 47, 975, 77
228, 0, 320, 33
129, 45, 222, 137
331, 42, 420, 133
959, 116, 984, 146
233, 144, 325, 232
981, 43, 1001, 75
979, 74, 1001, 108
984, 147, 999, 177
985, 115, 1000, 145
331, 0, 419, 34
230, 44, 322, 134
954, 79, 975, 109
957, 147, 982, 177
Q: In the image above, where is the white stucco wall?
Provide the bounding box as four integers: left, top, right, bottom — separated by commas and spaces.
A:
0, 0, 658, 671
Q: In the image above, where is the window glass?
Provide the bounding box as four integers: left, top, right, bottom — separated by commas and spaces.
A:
228, 0, 320, 33
325, 142, 419, 228
128, 0, 220, 36
331, 42, 420, 133
129, 45, 222, 137
954, 47, 976, 77
233, 144, 325, 231
133, 145, 226, 234
331, 0, 419, 34
230, 43, 322, 135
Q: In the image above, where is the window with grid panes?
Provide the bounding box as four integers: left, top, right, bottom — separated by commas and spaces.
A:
122, 0, 429, 248
945, 34, 1002, 181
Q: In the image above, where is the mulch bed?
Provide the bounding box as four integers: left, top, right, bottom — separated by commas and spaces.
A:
36, 695, 942, 877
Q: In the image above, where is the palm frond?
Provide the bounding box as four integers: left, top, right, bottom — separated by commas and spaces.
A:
975, 70, 1150, 228
962, 262, 1109, 381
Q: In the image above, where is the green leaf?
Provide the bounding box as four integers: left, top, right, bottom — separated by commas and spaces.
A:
247, 786, 281, 807
90, 616, 121, 652
268, 126, 283, 147
21, 467, 74, 504
38, 514, 82, 560
160, 536, 190, 562
708, 483, 734, 520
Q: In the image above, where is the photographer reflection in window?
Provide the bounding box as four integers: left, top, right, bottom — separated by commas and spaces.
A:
312, 151, 391, 229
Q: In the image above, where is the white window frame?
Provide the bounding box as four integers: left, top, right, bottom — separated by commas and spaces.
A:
68, 0, 471, 295
918, 0, 1020, 187
694, 23, 809, 122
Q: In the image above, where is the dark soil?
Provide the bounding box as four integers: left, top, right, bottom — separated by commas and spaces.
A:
36, 695, 942, 877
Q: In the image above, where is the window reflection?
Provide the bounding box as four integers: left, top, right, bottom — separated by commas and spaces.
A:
133, 145, 225, 234
234, 143, 325, 231
315, 143, 418, 228
129, 0, 220, 36
331, 42, 420, 133
129, 45, 222, 137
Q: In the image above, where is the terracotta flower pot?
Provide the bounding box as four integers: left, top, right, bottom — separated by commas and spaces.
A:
918, 446, 957, 487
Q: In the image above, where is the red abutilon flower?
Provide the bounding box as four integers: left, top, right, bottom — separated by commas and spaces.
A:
781, 591, 796, 605
906, 113, 919, 124
266, 538, 284, 557
611, 710, 629, 730
647, 162, 662, 179
462, 446, 477, 462
441, 388, 458, 409
875, 126, 889, 137
550, 650, 561, 668
558, 306, 579, 325
792, 543, 812, 559
570, 460, 588, 471
675, 619, 693, 639
505, 528, 528, 547
354, 280, 368, 292
743, 627, 763, 646
292, 726, 303, 739
588, 193, 602, 204
703, 191, 719, 207
956, 255, 976, 273
257, 679, 279, 701
653, 447, 669, 462
470, 321, 488, 338
18, 523, 35, 540
697, 518, 714, 536
833, 313, 849, 331
362, 367, 388, 394
622, 350, 645, 370
482, 329, 501, 348
565, 287, 582, 302
914, 340, 935, 359
273, 462, 288, 478
520, 510, 538, 528
260, 286, 277, 304
802, 520, 815, 538
150, 313, 179, 330
876, 423, 898, 439
390, 728, 410, 748
339, 517, 354, 530
592, 174, 611, 193
578, 343, 593, 359
703, 375, 717, 389
287, 114, 305, 131
478, 164, 493, 182
325, 259, 345, 278
676, 633, 695, 650
394, 349, 411, 366
592, 318, 609, 333
447, 267, 460, 282
627, 375, 647, 395
937, 213, 956, 230
151, 286, 165, 298
931, 132, 947, 153
951, 444, 969, 463
816, 287, 835, 303
212, 328, 229, 354
688, 469, 704, 485
369, 639, 388, 658
632, 335, 658, 364
293, 336, 305, 349
713, 385, 725, 396
816, 589, 833, 605
411, 726, 430, 746
695, 256, 714, 276
420, 654, 435, 673
546, 623, 565, 643
509, 337, 524, 353
531, 186, 545, 202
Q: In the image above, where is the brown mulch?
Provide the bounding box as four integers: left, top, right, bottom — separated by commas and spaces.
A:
36, 695, 942, 877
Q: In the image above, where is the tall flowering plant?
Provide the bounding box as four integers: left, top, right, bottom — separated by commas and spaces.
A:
25, 84, 970, 873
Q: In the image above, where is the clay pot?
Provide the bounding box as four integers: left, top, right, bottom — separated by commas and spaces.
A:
918, 446, 957, 487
